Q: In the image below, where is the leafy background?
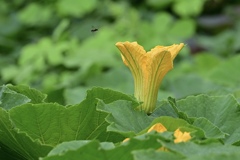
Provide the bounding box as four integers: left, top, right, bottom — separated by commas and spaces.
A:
1, 0, 239, 105
1, 0, 240, 159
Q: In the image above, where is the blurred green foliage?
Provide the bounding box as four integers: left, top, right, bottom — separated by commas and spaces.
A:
0, 0, 240, 104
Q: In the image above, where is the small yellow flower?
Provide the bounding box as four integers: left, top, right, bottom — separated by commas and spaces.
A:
122, 138, 130, 142
147, 123, 167, 133
115, 41, 184, 113
157, 147, 169, 151
174, 128, 191, 143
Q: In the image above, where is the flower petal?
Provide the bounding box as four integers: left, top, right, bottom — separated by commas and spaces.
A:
147, 123, 167, 133
116, 41, 184, 113
174, 128, 191, 143
115, 41, 146, 67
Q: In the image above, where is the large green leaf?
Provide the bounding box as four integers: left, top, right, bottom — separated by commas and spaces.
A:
152, 96, 231, 140
0, 85, 30, 110
185, 153, 240, 160
0, 84, 47, 110
7, 84, 47, 103
41, 132, 167, 160
133, 149, 184, 160
0, 108, 52, 160
192, 117, 225, 139
176, 94, 240, 144
163, 141, 240, 160
41, 133, 240, 160
40, 140, 103, 160
0, 87, 139, 159
9, 87, 136, 145
97, 99, 150, 137
151, 100, 178, 118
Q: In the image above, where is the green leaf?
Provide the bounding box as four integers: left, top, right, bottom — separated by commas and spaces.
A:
142, 116, 193, 133
64, 27, 119, 70
176, 94, 240, 144
18, 3, 53, 25
0, 65, 19, 82
7, 84, 47, 103
45, 140, 114, 158
8, 87, 137, 147
208, 55, 240, 87
85, 87, 139, 106
0, 143, 26, 160
173, 0, 206, 17
168, 19, 196, 38
9, 103, 72, 145
103, 133, 164, 160
64, 86, 90, 105
197, 30, 239, 57
153, 100, 225, 140
153, 13, 173, 34
52, 19, 70, 40
163, 141, 240, 159
193, 53, 222, 77
56, 0, 97, 17
19, 38, 66, 68
193, 117, 226, 139
8, 101, 109, 145
151, 100, 178, 118
186, 153, 240, 160
42, 132, 165, 160
133, 149, 184, 160
86, 67, 134, 94
0, 108, 52, 160
97, 100, 150, 137
40, 140, 103, 160
167, 97, 191, 123
0, 85, 30, 110
146, 0, 173, 9
167, 74, 220, 99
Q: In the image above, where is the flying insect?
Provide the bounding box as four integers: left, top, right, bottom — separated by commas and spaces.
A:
91, 26, 99, 33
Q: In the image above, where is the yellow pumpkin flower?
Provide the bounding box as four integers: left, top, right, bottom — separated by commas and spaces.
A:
122, 123, 191, 149
115, 41, 184, 113
174, 128, 191, 143
147, 123, 167, 133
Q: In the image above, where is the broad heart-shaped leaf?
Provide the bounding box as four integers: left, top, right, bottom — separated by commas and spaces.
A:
41, 132, 167, 160
7, 84, 47, 103
192, 117, 225, 139
132, 149, 184, 160
0, 85, 30, 110
84, 87, 139, 106
175, 94, 240, 144
9, 102, 115, 145
152, 97, 228, 140
46, 140, 114, 156
8, 87, 137, 146
185, 153, 240, 160
162, 141, 240, 160
0, 108, 52, 160
151, 100, 178, 118
96, 99, 151, 137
